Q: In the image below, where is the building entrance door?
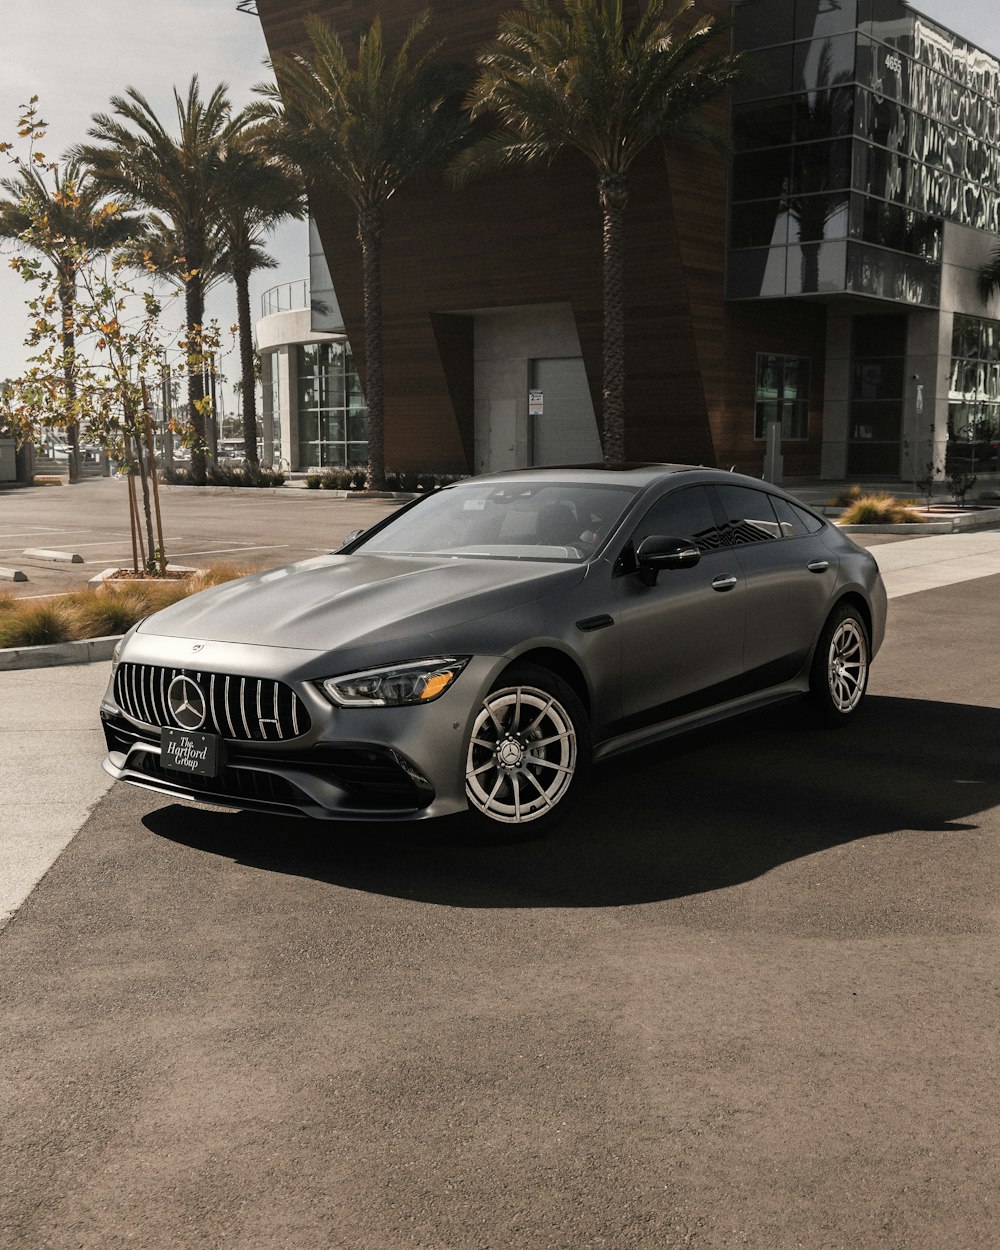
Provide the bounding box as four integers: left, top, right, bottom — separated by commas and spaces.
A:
530, 358, 602, 466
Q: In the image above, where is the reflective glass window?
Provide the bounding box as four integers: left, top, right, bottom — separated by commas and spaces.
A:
296, 342, 368, 468
731, 201, 789, 249
852, 357, 904, 401
713, 484, 783, 545
734, 46, 795, 102
754, 353, 810, 439
630, 487, 725, 553
726, 248, 790, 299
732, 148, 791, 201
846, 244, 940, 305
795, 33, 856, 93
788, 192, 849, 243
790, 139, 852, 195
769, 495, 825, 536
733, 0, 796, 51
733, 100, 796, 151
792, 87, 855, 142
785, 239, 847, 293
795, 0, 858, 41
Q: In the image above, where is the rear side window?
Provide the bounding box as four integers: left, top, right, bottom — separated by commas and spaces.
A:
770, 495, 825, 536
713, 484, 783, 544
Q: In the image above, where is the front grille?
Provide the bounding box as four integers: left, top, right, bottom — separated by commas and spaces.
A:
114, 662, 311, 743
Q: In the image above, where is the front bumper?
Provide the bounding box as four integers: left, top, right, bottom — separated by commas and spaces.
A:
100, 636, 503, 821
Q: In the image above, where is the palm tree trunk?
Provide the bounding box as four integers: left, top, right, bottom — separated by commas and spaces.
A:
358, 203, 385, 490
184, 272, 208, 485
59, 276, 80, 484
600, 174, 628, 469
234, 265, 260, 469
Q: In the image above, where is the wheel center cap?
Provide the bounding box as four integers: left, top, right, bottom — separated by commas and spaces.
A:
498, 738, 523, 767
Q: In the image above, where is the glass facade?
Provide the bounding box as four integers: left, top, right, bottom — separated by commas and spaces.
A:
847, 314, 906, 475
728, 0, 1000, 304
755, 353, 810, 439
947, 315, 1000, 474
296, 342, 368, 468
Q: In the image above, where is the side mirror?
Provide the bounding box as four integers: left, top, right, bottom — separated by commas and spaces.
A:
635, 534, 700, 585
341, 528, 365, 548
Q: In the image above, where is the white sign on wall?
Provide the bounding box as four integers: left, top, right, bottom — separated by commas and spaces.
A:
528, 389, 544, 416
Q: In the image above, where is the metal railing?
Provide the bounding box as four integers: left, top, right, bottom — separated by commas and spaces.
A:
261, 280, 309, 318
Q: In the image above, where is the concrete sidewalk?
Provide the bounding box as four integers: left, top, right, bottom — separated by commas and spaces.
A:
1, 661, 113, 929
3, 528, 1000, 932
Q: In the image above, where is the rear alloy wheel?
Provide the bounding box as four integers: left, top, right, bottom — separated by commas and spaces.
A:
464, 664, 590, 840
809, 603, 870, 725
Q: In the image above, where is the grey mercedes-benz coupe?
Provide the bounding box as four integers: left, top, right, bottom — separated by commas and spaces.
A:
101, 465, 887, 837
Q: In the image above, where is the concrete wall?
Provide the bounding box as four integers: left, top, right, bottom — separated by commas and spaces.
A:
472, 304, 600, 474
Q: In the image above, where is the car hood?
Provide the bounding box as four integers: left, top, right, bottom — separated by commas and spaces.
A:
139, 553, 586, 653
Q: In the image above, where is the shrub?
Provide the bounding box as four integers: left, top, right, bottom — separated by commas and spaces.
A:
828, 484, 864, 507
0, 601, 71, 648
839, 493, 925, 525
0, 566, 257, 651
63, 586, 153, 638
163, 464, 285, 488
206, 463, 286, 488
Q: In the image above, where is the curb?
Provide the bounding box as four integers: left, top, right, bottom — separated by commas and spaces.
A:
0, 634, 121, 673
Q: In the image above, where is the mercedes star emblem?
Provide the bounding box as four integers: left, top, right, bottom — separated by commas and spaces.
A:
167, 675, 208, 731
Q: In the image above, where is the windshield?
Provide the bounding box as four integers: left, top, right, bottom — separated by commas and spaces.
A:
354, 480, 638, 562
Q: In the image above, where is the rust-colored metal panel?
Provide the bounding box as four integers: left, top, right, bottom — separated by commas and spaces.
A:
256, 0, 806, 475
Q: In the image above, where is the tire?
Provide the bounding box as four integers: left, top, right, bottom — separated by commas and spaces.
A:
809, 602, 870, 726
462, 663, 591, 841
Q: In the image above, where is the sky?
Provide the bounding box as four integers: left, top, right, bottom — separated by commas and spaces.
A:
0, 0, 306, 398
0, 0, 998, 390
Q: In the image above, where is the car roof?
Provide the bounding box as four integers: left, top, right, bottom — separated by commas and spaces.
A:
454, 464, 782, 492
457, 463, 699, 489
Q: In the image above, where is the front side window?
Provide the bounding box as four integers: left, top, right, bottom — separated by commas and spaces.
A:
755, 353, 810, 439
627, 486, 726, 554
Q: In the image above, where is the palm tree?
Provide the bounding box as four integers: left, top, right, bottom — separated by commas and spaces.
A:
214, 126, 304, 468
451, 0, 741, 467
0, 160, 141, 481
257, 11, 467, 488
78, 78, 233, 484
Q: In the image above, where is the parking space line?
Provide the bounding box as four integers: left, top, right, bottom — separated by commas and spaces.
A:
168, 544, 292, 557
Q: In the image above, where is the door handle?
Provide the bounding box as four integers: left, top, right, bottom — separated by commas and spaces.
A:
807, 560, 830, 573
712, 574, 738, 591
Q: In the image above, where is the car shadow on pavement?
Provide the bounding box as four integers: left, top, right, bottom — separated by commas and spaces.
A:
142, 695, 1000, 909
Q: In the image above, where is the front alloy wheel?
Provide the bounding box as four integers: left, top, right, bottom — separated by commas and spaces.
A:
464, 664, 590, 838
810, 603, 870, 725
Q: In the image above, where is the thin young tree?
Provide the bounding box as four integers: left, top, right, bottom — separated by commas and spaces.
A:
256, 11, 467, 488
78, 79, 234, 484
0, 101, 142, 481
450, 0, 741, 467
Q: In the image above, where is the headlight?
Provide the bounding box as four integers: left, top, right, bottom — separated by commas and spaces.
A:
111, 619, 144, 675
317, 657, 469, 708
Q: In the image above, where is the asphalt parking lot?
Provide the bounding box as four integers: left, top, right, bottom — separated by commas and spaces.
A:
1, 533, 998, 1247
0, 479, 401, 597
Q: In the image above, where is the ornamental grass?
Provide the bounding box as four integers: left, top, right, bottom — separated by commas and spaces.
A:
0, 564, 259, 649
839, 492, 925, 525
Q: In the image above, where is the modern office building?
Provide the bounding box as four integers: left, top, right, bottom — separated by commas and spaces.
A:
255, 0, 1000, 482
257, 223, 369, 471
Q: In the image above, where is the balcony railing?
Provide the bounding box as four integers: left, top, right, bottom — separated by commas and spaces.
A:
261, 280, 309, 318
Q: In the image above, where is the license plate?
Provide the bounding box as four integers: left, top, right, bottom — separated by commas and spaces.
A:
160, 727, 222, 778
